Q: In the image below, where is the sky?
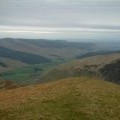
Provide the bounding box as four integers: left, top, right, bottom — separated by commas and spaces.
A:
0, 0, 120, 41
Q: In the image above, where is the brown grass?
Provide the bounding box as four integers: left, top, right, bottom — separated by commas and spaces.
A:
0, 77, 120, 120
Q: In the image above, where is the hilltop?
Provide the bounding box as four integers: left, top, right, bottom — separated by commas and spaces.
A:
0, 77, 120, 120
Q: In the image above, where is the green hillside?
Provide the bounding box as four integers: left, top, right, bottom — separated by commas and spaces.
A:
0, 57, 27, 73
1, 63, 59, 85
0, 77, 120, 120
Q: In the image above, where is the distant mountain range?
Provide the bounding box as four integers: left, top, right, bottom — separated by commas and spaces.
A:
0, 38, 120, 85
0, 38, 96, 72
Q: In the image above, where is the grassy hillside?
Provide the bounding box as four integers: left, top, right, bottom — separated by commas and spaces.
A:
0, 38, 96, 73
1, 62, 61, 85
0, 77, 21, 91
76, 50, 120, 59
1, 39, 120, 86
0, 77, 120, 120
41, 53, 120, 83
0, 57, 27, 73
0, 80, 21, 91
1, 53, 120, 85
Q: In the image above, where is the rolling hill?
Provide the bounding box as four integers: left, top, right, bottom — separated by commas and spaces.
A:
0, 57, 27, 73
0, 38, 97, 85
0, 46, 51, 64
41, 53, 120, 84
0, 38, 96, 73
0, 38, 95, 60
0, 38, 120, 86
0, 77, 120, 120
1, 52, 120, 86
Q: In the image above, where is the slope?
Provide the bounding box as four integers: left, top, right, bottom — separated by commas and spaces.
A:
0, 80, 21, 91
100, 60, 120, 84
41, 53, 120, 83
0, 77, 120, 120
0, 46, 51, 64
0, 38, 96, 73
0, 38, 97, 85
0, 57, 27, 73
0, 38, 96, 60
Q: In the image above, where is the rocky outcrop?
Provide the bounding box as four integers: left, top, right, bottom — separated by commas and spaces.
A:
100, 60, 120, 84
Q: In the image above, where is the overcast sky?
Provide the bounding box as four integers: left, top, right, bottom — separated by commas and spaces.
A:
0, 0, 120, 41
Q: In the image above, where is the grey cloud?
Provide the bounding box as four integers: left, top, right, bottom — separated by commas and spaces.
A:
0, 0, 120, 26
0, 0, 120, 40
